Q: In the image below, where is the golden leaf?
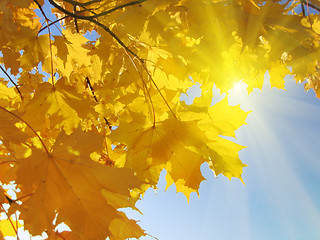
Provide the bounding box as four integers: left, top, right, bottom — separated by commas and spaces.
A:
22, 78, 94, 134
13, 129, 144, 239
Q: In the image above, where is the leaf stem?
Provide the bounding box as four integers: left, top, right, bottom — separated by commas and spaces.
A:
33, 0, 55, 87
127, 54, 156, 125
15, 193, 33, 202
137, 58, 178, 120
0, 204, 19, 240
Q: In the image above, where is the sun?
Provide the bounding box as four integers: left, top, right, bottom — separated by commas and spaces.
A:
231, 80, 248, 94
227, 80, 249, 105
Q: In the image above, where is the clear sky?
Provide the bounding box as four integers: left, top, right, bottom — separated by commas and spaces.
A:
125, 75, 320, 240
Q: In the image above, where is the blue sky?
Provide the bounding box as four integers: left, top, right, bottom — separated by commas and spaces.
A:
125, 75, 320, 240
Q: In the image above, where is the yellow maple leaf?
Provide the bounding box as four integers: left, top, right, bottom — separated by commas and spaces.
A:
268, 61, 289, 89
177, 97, 249, 182
17, 31, 49, 71
22, 78, 94, 134
111, 106, 247, 199
0, 82, 17, 102
0, 107, 30, 155
12, 129, 144, 239
51, 29, 91, 79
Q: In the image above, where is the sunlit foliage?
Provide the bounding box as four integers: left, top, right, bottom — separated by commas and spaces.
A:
0, 0, 320, 239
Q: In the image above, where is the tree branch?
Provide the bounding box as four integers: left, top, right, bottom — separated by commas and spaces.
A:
48, 0, 141, 60
306, 0, 320, 12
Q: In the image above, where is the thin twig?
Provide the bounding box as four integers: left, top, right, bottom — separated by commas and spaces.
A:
80, 0, 101, 7
0, 204, 19, 240
306, 0, 310, 15
65, 0, 98, 15
300, 0, 320, 14
0, 65, 23, 100
38, 9, 92, 34
15, 193, 33, 202
301, 1, 306, 16
33, 0, 47, 21
306, 0, 320, 12
147, 233, 159, 240
73, 5, 80, 33
38, 15, 68, 34
85, 77, 112, 129
85, 77, 98, 102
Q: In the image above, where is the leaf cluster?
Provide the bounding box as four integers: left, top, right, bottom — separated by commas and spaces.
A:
0, 0, 320, 239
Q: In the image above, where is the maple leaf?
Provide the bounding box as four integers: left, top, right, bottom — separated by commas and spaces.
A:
52, 29, 91, 79
11, 129, 144, 239
22, 78, 95, 134
111, 101, 248, 199
17, 32, 50, 72
0, 107, 30, 156
0, 82, 17, 102
1, 48, 21, 76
